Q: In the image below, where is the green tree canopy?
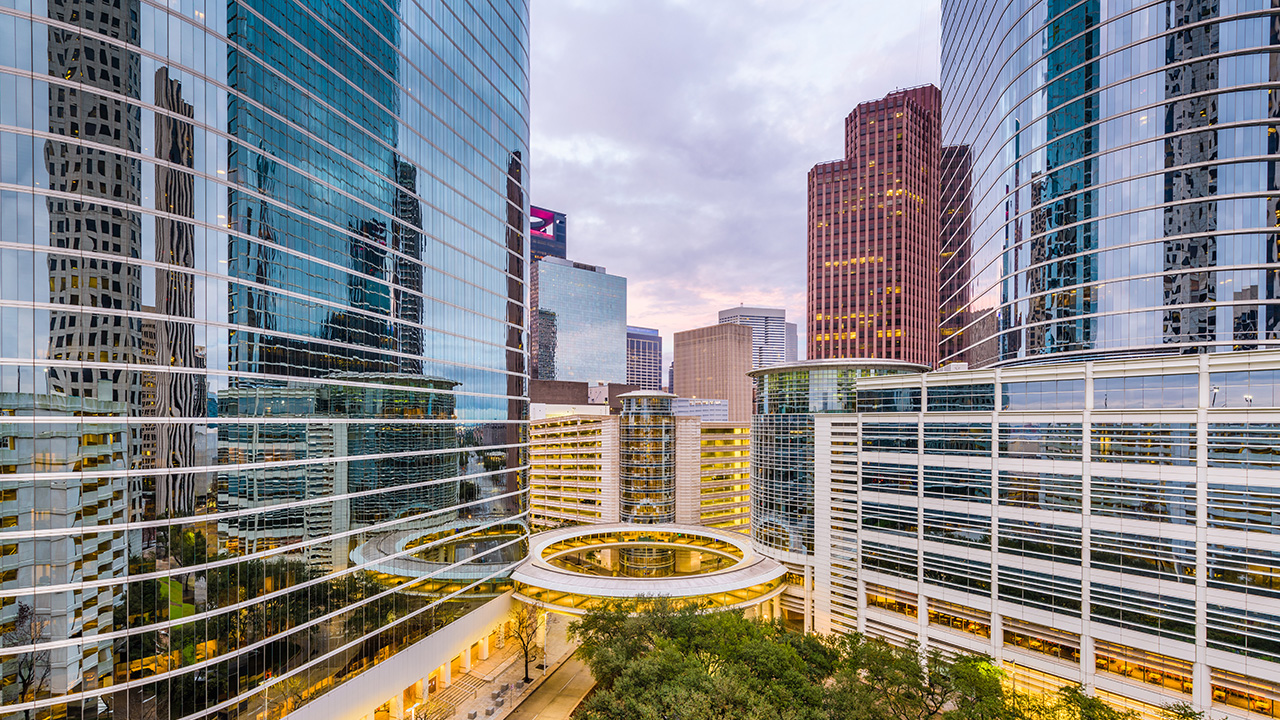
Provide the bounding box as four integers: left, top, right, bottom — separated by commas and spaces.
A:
569, 598, 1188, 720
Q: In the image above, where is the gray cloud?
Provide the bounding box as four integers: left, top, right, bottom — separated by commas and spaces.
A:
530, 0, 941, 361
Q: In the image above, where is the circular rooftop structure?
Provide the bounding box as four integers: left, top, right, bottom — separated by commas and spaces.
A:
616, 389, 678, 399
747, 358, 930, 379
511, 523, 787, 615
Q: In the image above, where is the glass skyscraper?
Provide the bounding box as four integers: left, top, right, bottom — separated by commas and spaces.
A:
0, 1, 529, 719
764, 2, 1280, 716
530, 257, 627, 384
749, 360, 927, 559
940, 0, 1280, 366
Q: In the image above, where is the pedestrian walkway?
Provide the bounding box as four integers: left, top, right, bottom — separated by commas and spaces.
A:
504, 653, 594, 720
423, 613, 581, 720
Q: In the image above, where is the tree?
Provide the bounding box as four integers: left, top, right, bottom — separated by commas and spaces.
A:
1042, 686, 1138, 720
568, 599, 1151, 720
571, 598, 830, 720
3, 602, 52, 720
508, 602, 542, 682
1158, 703, 1222, 720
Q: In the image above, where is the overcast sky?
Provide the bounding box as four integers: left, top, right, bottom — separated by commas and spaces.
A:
529, 0, 942, 362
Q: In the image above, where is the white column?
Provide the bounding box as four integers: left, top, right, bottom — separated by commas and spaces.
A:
461, 645, 472, 672
391, 693, 403, 720
442, 662, 452, 688
480, 634, 490, 660
804, 563, 814, 634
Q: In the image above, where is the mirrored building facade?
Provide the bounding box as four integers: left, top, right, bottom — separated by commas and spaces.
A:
0, 1, 530, 718
530, 257, 627, 384
749, 360, 927, 562
940, 0, 1280, 366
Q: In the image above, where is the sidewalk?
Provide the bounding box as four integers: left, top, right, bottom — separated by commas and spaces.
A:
504, 653, 593, 720
445, 614, 582, 720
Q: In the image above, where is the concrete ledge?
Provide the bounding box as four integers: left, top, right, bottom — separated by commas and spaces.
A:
285, 593, 514, 720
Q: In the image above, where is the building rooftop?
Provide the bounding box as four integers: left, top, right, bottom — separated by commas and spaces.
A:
748, 358, 930, 378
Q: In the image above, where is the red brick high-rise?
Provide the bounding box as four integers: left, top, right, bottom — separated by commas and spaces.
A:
807, 85, 941, 366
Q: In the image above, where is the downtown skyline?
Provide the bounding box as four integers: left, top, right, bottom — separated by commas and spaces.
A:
530, 0, 943, 355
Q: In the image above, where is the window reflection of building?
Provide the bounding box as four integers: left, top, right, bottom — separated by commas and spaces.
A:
3, 0, 532, 717
392, 159, 425, 376
1162, 0, 1220, 349
940, 0, 1280, 367
0, 393, 129, 698
151, 67, 209, 520
332, 375, 461, 529
939, 145, 972, 363
1022, 0, 1099, 357
16, 0, 142, 703
216, 386, 342, 568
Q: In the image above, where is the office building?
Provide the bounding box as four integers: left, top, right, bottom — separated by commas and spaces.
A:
528, 402, 750, 534
939, 144, 974, 362
0, 2, 530, 720
940, 0, 1280, 367
749, 4, 1280, 720
673, 397, 731, 422
530, 205, 567, 261
751, 352, 1280, 720
808, 85, 942, 367
627, 326, 664, 390
786, 322, 799, 363
531, 257, 628, 384
749, 360, 928, 561
530, 378, 640, 413
718, 306, 793, 369
673, 323, 754, 423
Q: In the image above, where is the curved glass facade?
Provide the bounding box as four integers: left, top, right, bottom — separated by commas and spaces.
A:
0, 1, 529, 719
941, 0, 1280, 366
618, 392, 676, 524
750, 361, 925, 555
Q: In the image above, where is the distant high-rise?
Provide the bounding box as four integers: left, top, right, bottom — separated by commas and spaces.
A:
673, 323, 753, 423
718, 306, 792, 369
529, 404, 750, 533
808, 85, 942, 367
627, 326, 663, 390
530, 205, 567, 261
785, 321, 798, 362
532, 257, 628, 383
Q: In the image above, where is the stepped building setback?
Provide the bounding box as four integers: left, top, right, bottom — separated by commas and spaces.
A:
808, 85, 943, 367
